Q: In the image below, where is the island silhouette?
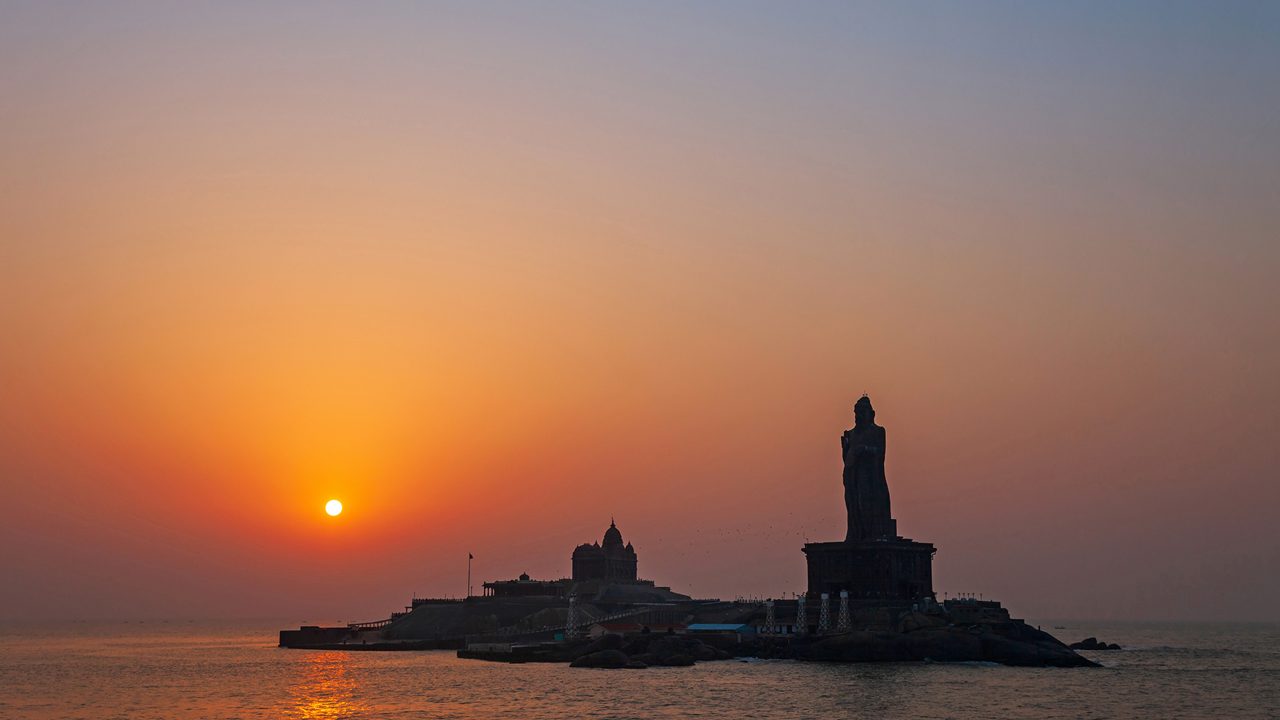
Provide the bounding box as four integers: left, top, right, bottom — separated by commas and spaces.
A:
281, 396, 1096, 668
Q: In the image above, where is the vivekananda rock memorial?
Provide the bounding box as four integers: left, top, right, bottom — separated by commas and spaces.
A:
477, 519, 690, 604
280, 395, 1097, 668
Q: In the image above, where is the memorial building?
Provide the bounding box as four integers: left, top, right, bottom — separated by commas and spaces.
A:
571, 519, 638, 582
482, 520, 687, 604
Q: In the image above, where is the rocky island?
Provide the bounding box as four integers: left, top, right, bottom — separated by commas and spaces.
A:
280, 396, 1096, 668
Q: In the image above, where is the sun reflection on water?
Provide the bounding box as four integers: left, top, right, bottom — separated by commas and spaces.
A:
287, 652, 368, 719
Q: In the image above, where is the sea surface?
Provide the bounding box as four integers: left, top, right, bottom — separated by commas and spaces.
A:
0, 620, 1276, 719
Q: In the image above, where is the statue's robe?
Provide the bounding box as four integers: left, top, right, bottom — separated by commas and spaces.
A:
842, 423, 896, 541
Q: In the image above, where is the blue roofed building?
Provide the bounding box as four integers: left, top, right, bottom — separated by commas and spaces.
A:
687, 623, 755, 639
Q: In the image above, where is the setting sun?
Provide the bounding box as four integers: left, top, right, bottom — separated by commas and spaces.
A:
325, 499, 343, 517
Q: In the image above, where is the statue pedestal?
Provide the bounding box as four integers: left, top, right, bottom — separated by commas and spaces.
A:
803, 538, 935, 603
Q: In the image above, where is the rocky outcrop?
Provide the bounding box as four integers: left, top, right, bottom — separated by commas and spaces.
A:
570, 649, 630, 668
459, 612, 1098, 669
582, 633, 625, 654
898, 610, 950, 633
624, 634, 732, 666
793, 622, 1098, 667
475, 632, 733, 669
569, 634, 732, 669
1069, 637, 1122, 651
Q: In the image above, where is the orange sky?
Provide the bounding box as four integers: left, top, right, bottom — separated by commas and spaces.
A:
1, 3, 1277, 622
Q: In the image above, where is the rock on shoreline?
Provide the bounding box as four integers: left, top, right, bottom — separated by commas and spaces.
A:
460, 620, 1098, 669
569, 633, 732, 668
1068, 637, 1122, 651
794, 622, 1097, 667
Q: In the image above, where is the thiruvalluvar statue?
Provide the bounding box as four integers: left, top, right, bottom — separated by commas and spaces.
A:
842, 395, 897, 541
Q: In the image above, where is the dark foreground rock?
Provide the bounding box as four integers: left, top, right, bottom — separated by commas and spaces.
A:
625, 634, 732, 667
570, 649, 630, 668
462, 633, 732, 669
1069, 637, 1122, 651
794, 622, 1098, 668
460, 621, 1097, 669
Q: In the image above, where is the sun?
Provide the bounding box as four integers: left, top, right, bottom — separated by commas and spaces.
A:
325, 499, 343, 517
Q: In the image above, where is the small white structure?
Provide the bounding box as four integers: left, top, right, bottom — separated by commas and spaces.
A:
564, 594, 580, 639
836, 590, 851, 632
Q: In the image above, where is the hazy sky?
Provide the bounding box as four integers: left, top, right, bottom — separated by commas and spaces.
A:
2, 1, 1277, 623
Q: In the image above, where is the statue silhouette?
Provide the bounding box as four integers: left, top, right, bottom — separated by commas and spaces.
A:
841, 395, 896, 541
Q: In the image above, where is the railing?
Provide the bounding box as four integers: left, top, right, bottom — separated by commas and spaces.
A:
411, 597, 464, 607
346, 596, 468, 631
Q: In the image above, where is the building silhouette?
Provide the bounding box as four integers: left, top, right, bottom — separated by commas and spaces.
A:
479, 519, 686, 603
571, 519, 638, 582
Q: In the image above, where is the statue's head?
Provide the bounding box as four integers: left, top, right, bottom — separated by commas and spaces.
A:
854, 395, 875, 427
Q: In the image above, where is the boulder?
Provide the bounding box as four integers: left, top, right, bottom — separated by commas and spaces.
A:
642, 636, 717, 666
904, 626, 983, 661
658, 653, 695, 667
898, 611, 948, 633
621, 635, 655, 656
569, 649, 630, 669
799, 630, 914, 662
582, 633, 625, 653
564, 633, 730, 668
692, 643, 720, 662
793, 623, 1099, 667
1068, 637, 1121, 651
979, 632, 1096, 667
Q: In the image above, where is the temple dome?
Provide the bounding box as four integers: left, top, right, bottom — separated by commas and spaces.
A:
572, 518, 639, 583
602, 519, 624, 548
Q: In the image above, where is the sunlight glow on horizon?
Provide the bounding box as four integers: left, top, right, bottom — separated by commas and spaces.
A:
1, 2, 1276, 623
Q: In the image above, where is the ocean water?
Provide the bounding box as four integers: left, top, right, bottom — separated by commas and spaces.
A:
0, 620, 1276, 719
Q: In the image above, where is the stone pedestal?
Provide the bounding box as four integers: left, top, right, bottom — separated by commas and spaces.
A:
803, 538, 935, 602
